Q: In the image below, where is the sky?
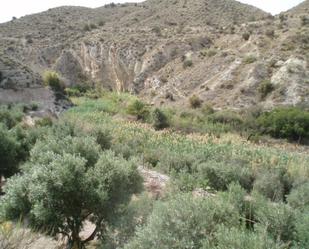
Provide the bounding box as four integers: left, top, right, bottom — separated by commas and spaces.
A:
0, 0, 305, 24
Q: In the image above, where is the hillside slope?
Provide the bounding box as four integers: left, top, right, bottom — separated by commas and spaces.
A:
0, 0, 308, 110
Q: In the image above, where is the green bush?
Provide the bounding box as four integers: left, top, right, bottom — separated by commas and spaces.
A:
124, 194, 240, 249
100, 193, 154, 249
257, 107, 309, 142
152, 108, 169, 130
208, 110, 243, 126
202, 226, 283, 249
43, 71, 63, 92
0, 105, 23, 129
287, 182, 309, 210
201, 104, 215, 115
0, 125, 19, 181
196, 160, 254, 191
265, 29, 275, 38
127, 100, 149, 121
189, 95, 202, 108
300, 15, 309, 26
92, 128, 112, 150
251, 192, 296, 243
183, 59, 193, 68
294, 211, 309, 248
243, 55, 257, 64
258, 80, 274, 99
242, 32, 250, 41
253, 171, 285, 201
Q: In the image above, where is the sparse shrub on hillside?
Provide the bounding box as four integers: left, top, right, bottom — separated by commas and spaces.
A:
189, 95, 202, 108
183, 59, 193, 68
279, 13, 287, 23
201, 103, 215, 115
127, 100, 149, 121
300, 15, 309, 26
258, 80, 274, 99
257, 107, 309, 142
89, 23, 97, 29
65, 84, 92, 97
98, 20, 105, 26
265, 29, 275, 38
152, 26, 162, 36
242, 32, 250, 41
243, 55, 257, 64
83, 24, 91, 31
152, 108, 169, 130
200, 48, 217, 58
43, 71, 63, 92
208, 110, 243, 126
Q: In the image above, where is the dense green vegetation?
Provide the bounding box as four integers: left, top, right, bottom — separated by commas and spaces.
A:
0, 105, 41, 192
0, 91, 308, 249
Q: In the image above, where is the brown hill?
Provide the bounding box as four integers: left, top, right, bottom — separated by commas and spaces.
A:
0, 0, 308, 111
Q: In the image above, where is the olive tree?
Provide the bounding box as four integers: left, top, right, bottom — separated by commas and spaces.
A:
0, 134, 142, 249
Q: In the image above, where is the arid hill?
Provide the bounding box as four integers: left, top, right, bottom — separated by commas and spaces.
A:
0, 0, 308, 111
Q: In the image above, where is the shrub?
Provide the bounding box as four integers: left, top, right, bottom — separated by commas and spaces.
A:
35, 117, 53, 127
0, 105, 23, 129
124, 194, 239, 249
251, 192, 296, 243
208, 110, 243, 126
127, 100, 149, 121
202, 226, 283, 249
0, 125, 19, 184
83, 24, 91, 31
257, 107, 309, 142
258, 80, 274, 99
265, 29, 275, 38
294, 211, 309, 248
243, 55, 257, 64
253, 171, 285, 201
100, 193, 154, 249
201, 104, 215, 115
300, 15, 309, 26
29, 101, 39, 111
43, 71, 63, 92
242, 32, 250, 41
189, 95, 202, 108
98, 20, 105, 26
287, 182, 309, 210
183, 59, 193, 68
196, 160, 254, 191
152, 108, 169, 130
89, 23, 97, 29
92, 128, 112, 150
